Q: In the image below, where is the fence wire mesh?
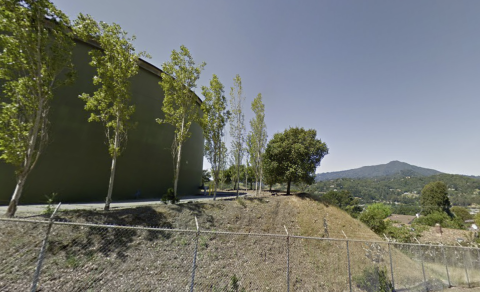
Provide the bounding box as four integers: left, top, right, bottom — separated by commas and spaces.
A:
1, 218, 480, 292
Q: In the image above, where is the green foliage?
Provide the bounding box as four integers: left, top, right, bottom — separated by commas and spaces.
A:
74, 14, 147, 158
312, 173, 480, 206
43, 193, 58, 216
414, 211, 463, 229
202, 170, 211, 183
212, 274, 246, 292
318, 190, 361, 217
229, 74, 246, 197
229, 274, 246, 292
247, 93, 267, 195
158, 45, 205, 200
0, 0, 75, 216
451, 206, 473, 223
161, 188, 178, 204
74, 14, 147, 210
390, 204, 421, 216
354, 266, 393, 292
383, 221, 427, 243
475, 212, 480, 228
263, 127, 328, 195
420, 181, 451, 215
359, 203, 392, 234
201, 74, 229, 198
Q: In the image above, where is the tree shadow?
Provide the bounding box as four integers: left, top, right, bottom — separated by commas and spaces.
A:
49, 206, 173, 262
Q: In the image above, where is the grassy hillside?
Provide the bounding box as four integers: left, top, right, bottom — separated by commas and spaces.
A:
1, 195, 465, 291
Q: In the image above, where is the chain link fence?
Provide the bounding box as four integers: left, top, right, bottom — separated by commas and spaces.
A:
1, 215, 480, 291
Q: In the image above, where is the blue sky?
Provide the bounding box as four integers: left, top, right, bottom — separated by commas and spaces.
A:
52, 0, 480, 175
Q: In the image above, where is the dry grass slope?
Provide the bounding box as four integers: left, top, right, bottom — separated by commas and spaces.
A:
0, 195, 472, 291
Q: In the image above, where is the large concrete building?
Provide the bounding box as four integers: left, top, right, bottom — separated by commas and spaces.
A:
0, 39, 204, 204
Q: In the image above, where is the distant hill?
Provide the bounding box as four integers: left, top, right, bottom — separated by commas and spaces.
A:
316, 160, 442, 181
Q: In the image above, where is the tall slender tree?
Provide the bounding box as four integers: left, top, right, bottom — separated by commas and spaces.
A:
247, 94, 267, 196
0, 0, 74, 217
229, 74, 246, 198
158, 45, 205, 201
74, 14, 147, 211
201, 74, 230, 200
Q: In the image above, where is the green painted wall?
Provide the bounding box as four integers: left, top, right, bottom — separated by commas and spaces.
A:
0, 40, 204, 204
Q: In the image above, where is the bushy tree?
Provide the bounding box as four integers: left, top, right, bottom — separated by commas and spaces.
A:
414, 211, 463, 229
451, 206, 473, 223
74, 14, 148, 211
359, 203, 392, 234
420, 181, 451, 215
0, 0, 74, 217
158, 45, 205, 201
263, 127, 328, 195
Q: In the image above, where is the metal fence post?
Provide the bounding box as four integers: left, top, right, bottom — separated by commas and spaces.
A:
190, 216, 200, 292
463, 249, 470, 288
284, 226, 290, 292
420, 247, 428, 292
346, 240, 352, 292
31, 203, 61, 292
441, 245, 451, 287
388, 243, 395, 292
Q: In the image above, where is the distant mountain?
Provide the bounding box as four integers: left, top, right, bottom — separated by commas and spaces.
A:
316, 161, 442, 181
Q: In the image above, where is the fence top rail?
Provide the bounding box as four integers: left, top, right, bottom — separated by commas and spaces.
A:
1, 217, 479, 250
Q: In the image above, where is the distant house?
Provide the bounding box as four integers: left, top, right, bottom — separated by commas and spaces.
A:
385, 214, 416, 226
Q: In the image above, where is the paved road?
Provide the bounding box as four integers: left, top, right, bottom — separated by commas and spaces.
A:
0, 191, 248, 216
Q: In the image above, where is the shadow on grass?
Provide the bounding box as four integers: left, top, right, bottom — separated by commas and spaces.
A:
48, 206, 174, 262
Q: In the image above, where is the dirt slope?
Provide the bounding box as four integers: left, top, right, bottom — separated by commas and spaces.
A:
0, 194, 460, 291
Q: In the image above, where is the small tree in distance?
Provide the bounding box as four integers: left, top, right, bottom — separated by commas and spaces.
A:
158, 45, 205, 202
75, 14, 148, 211
263, 127, 328, 195
0, 0, 75, 217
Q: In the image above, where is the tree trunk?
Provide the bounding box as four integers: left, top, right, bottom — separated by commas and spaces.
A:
104, 154, 117, 211
287, 180, 291, 195
213, 183, 217, 201
104, 117, 121, 211
245, 166, 248, 192
174, 141, 183, 202
6, 178, 25, 217
236, 169, 240, 198
259, 172, 263, 196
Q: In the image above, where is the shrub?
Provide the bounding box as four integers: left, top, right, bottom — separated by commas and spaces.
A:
451, 206, 473, 223
43, 193, 58, 216
359, 203, 392, 234
354, 266, 393, 292
161, 188, 178, 204
384, 221, 427, 243
414, 211, 463, 229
